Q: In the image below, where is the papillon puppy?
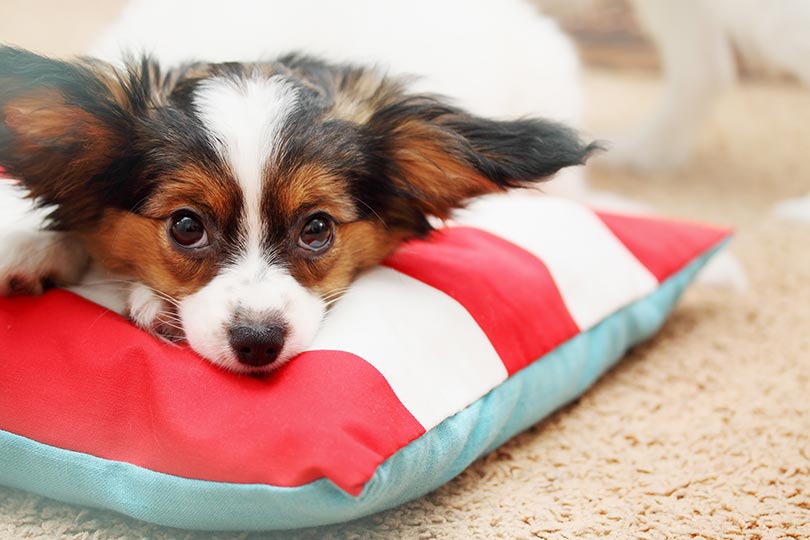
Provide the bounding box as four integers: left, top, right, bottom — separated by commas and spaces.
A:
0, 45, 596, 373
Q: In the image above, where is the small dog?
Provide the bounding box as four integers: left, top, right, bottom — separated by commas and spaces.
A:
0, 45, 596, 373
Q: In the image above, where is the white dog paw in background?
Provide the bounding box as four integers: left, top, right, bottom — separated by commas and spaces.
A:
772, 194, 810, 224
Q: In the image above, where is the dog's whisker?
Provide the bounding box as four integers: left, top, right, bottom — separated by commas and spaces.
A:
321, 287, 352, 301
76, 278, 182, 308
73, 279, 180, 307
153, 333, 183, 347
322, 294, 346, 304
323, 298, 345, 308
156, 316, 184, 328
348, 194, 390, 232
323, 292, 349, 302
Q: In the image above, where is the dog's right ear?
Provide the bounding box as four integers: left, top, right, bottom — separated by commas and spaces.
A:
0, 46, 139, 229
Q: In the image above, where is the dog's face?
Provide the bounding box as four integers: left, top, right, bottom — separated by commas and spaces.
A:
0, 47, 596, 373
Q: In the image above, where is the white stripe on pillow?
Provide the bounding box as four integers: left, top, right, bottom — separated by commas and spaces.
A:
307, 267, 507, 430
456, 194, 659, 330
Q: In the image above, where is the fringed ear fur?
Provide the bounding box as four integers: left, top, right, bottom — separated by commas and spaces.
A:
361, 95, 600, 234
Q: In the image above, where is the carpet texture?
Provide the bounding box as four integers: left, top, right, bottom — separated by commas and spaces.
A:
1, 15, 809, 540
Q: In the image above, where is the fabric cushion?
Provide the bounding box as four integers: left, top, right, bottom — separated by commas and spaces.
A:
0, 194, 729, 531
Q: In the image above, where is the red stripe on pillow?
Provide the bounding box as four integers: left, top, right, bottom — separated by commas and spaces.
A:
384, 227, 580, 375
595, 212, 730, 283
0, 291, 423, 495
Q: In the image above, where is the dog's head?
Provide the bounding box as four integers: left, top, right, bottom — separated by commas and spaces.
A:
0, 46, 597, 373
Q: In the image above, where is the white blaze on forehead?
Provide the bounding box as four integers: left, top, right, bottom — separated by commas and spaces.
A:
193, 75, 300, 249
185, 77, 323, 373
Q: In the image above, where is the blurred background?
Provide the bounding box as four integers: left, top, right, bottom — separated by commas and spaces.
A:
3, 0, 807, 219
1, 1, 809, 538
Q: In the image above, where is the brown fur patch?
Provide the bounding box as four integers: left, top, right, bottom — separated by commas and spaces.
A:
2, 89, 125, 202
265, 160, 394, 299
85, 210, 219, 299
291, 220, 396, 295
386, 119, 501, 219
141, 163, 242, 221
4, 90, 101, 141
81, 162, 242, 301
269, 163, 357, 223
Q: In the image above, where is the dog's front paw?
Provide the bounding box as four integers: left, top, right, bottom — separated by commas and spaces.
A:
0, 230, 89, 296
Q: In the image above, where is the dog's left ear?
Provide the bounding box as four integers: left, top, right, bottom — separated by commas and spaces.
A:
363, 96, 599, 233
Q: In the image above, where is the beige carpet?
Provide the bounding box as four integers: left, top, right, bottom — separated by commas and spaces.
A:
2, 5, 810, 538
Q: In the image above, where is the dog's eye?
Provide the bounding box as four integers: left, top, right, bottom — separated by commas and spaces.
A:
169, 211, 209, 249
298, 215, 334, 252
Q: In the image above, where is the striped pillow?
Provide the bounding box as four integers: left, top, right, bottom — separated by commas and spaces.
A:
0, 194, 729, 531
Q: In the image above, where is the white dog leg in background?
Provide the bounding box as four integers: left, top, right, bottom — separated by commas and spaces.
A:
0, 182, 89, 296
693, 249, 748, 292
772, 194, 810, 224
600, 0, 736, 171
602, 0, 810, 172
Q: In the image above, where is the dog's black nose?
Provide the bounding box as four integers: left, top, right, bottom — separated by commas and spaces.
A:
228, 323, 287, 367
